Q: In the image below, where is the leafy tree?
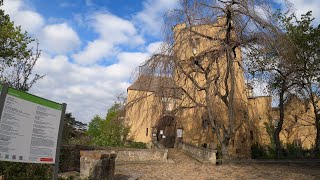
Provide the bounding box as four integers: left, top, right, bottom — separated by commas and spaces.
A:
87, 115, 105, 144
0, 7, 42, 91
247, 11, 320, 158
279, 11, 320, 154
248, 40, 298, 159
87, 104, 129, 147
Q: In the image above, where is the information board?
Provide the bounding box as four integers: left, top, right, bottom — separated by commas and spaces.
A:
0, 87, 63, 164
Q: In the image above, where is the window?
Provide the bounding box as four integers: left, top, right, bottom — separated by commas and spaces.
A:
146, 128, 148, 136
250, 131, 254, 140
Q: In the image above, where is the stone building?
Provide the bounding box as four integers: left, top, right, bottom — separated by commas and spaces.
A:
125, 20, 317, 157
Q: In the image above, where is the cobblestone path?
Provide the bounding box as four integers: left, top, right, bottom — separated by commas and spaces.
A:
114, 149, 320, 180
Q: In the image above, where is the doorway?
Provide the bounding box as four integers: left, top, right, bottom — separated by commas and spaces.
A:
156, 115, 176, 148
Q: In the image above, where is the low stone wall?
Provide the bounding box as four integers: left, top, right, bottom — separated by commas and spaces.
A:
178, 141, 217, 164
80, 151, 116, 179
60, 145, 168, 172
102, 148, 168, 162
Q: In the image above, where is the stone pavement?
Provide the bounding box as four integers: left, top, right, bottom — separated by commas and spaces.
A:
114, 149, 320, 180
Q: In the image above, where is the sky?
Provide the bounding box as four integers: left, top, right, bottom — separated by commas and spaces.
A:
0, 0, 319, 124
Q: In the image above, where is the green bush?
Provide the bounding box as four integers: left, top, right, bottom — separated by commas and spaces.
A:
251, 142, 317, 159
315, 150, 320, 158
285, 143, 303, 159
66, 136, 91, 145
125, 141, 147, 149
0, 162, 52, 179
251, 143, 270, 159
87, 104, 129, 147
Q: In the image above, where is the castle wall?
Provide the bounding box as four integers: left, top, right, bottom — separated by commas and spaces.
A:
125, 90, 163, 143
274, 97, 317, 149
248, 96, 273, 146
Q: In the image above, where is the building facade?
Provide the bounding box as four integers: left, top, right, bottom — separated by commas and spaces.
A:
125, 21, 317, 157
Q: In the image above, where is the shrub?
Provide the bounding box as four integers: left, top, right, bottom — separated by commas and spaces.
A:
285, 143, 303, 159
125, 141, 147, 149
251, 143, 268, 159
0, 162, 52, 179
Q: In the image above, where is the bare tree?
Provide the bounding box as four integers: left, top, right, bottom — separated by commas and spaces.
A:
132, 0, 284, 158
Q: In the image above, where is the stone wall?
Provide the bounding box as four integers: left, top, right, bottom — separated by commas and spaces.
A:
80, 151, 116, 179
60, 145, 168, 172
102, 148, 168, 162
178, 141, 217, 164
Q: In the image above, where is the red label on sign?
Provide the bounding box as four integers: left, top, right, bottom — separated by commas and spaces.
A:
40, 158, 53, 162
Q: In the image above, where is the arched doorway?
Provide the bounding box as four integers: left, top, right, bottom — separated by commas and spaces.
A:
156, 115, 176, 148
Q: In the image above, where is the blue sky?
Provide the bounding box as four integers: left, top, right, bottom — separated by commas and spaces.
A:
1, 0, 319, 123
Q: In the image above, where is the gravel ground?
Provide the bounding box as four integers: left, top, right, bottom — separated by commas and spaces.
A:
114, 149, 320, 180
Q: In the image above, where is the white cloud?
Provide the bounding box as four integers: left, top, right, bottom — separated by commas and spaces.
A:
134, 0, 179, 36
91, 13, 143, 44
72, 13, 144, 65
146, 41, 163, 54
1, 0, 80, 55
1, 0, 45, 34
117, 52, 149, 67
72, 40, 114, 65
30, 51, 149, 123
289, 0, 320, 22
1, 0, 22, 15
275, 0, 320, 24
40, 23, 81, 54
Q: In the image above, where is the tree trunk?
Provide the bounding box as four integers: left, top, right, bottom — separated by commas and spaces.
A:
221, 141, 230, 160
226, 6, 235, 132
274, 86, 285, 159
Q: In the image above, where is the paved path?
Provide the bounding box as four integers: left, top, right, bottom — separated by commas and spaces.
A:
114, 149, 320, 180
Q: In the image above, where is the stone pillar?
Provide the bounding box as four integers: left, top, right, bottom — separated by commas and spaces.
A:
80, 151, 117, 180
